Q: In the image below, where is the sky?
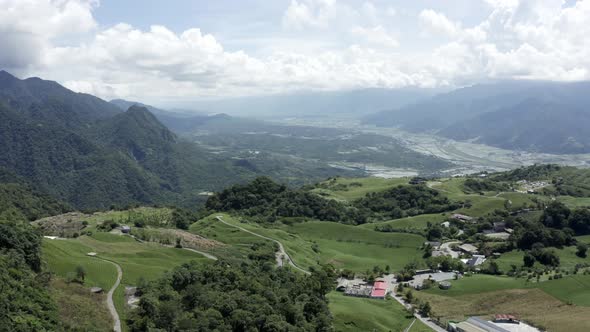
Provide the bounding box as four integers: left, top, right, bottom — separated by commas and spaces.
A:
0, 0, 588, 105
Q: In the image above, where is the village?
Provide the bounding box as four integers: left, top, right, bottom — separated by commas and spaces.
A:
335, 211, 543, 332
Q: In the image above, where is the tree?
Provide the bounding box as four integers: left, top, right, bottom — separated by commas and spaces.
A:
541, 201, 571, 229
75, 265, 86, 283
405, 290, 414, 303
576, 243, 588, 258
419, 301, 432, 317
523, 252, 536, 267
570, 209, 590, 235
486, 261, 501, 275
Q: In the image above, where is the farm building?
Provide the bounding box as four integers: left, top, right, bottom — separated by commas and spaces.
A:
459, 243, 478, 255
465, 255, 486, 267
451, 214, 474, 222
370, 281, 388, 299
343, 284, 372, 297
341, 280, 389, 299
451, 317, 511, 332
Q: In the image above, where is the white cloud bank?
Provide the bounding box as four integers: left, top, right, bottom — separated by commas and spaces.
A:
1, 0, 589, 102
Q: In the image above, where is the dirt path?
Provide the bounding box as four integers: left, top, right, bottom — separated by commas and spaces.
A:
216, 216, 311, 275
182, 247, 218, 260
94, 258, 122, 332
404, 318, 416, 332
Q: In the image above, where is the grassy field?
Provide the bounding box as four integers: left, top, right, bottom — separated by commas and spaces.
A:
328, 292, 431, 332
576, 235, 590, 244
414, 287, 590, 332
360, 213, 443, 231
494, 246, 590, 272
50, 279, 112, 332
537, 274, 590, 306
43, 232, 211, 331
413, 272, 590, 331
312, 177, 410, 202
558, 195, 590, 208
423, 274, 528, 297
199, 214, 427, 272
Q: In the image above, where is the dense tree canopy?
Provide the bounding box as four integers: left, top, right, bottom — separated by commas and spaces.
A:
127, 261, 335, 332
353, 184, 460, 219
206, 177, 367, 224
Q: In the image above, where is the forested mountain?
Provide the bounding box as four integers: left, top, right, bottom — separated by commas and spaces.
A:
363, 81, 590, 154
0, 71, 265, 210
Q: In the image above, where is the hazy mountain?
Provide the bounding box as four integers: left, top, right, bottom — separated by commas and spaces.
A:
440, 99, 590, 154
363, 81, 590, 154
183, 87, 441, 119
110, 98, 233, 133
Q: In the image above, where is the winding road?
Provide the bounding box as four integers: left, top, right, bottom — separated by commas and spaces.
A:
215, 216, 311, 275
94, 258, 122, 332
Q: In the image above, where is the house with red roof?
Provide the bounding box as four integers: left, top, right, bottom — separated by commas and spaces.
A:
370, 281, 388, 299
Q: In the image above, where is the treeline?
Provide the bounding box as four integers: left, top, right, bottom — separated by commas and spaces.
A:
0, 215, 59, 330
353, 184, 460, 219
505, 201, 589, 253
127, 261, 335, 331
205, 177, 367, 224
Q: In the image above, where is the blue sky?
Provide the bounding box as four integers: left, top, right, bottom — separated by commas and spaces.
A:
0, 0, 588, 104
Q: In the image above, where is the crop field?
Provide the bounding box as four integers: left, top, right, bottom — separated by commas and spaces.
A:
328, 292, 431, 332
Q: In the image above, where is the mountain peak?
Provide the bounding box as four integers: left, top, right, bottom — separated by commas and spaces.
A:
0, 70, 18, 84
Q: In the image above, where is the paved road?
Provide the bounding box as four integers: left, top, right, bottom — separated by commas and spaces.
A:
391, 292, 446, 332
439, 241, 460, 258
95, 258, 122, 332
216, 216, 311, 275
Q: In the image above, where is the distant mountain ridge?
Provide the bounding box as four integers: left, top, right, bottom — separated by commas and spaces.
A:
363, 81, 590, 154
110, 98, 233, 133
180, 87, 442, 119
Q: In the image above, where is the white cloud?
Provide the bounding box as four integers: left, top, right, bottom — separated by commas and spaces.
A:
1, 0, 590, 102
419, 9, 462, 38
0, 0, 96, 73
351, 25, 398, 48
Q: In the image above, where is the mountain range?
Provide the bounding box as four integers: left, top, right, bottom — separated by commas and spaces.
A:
363, 81, 590, 154
0, 70, 263, 210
